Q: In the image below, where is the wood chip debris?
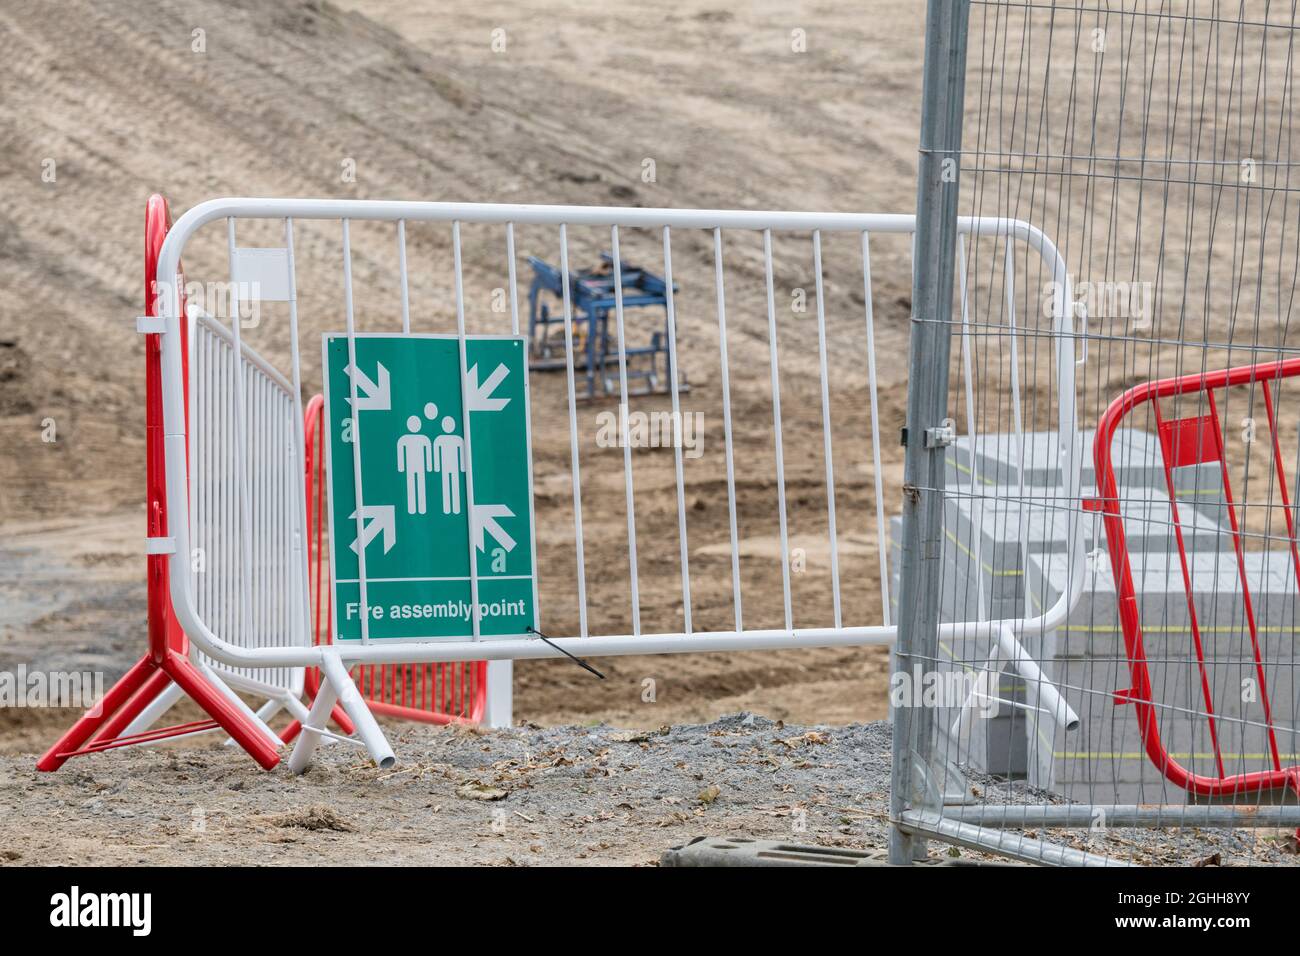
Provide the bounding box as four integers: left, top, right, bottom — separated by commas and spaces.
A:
696, 784, 721, 805
456, 782, 509, 801
777, 731, 831, 749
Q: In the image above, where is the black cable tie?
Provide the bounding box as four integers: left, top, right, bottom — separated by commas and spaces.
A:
526, 626, 606, 680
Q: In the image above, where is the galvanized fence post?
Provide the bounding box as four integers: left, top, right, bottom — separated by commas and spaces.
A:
889, 0, 971, 865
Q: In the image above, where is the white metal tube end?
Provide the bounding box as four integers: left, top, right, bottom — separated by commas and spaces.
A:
320, 651, 396, 770
997, 627, 1079, 732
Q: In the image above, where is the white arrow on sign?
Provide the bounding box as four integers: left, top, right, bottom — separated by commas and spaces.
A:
349, 505, 396, 555
466, 362, 511, 412
471, 503, 516, 553
344, 361, 391, 411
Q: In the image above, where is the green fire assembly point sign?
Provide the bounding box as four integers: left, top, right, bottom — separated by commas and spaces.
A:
323, 333, 538, 641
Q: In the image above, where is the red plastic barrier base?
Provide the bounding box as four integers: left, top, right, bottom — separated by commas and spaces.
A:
38, 648, 281, 771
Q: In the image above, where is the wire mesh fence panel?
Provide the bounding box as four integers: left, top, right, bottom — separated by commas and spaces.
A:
898, 0, 1300, 864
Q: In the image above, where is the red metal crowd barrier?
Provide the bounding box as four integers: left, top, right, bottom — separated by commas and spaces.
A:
39, 195, 281, 771
1092, 356, 1300, 800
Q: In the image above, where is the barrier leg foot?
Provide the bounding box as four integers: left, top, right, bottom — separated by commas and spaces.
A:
225, 697, 284, 748
164, 654, 280, 770
287, 680, 338, 774
321, 652, 396, 770
37, 655, 159, 771
194, 662, 286, 752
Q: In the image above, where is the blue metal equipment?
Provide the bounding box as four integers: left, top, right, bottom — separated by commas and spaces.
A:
526, 252, 685, 399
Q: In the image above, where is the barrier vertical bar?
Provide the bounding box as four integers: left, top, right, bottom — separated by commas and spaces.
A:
812, 230, 842, 629
610, 225, 641, 636
226, 219, 257, 654
341, 219, 372, 645
1003, 243, 1033, 619
663, 226, 693, 635
487, 220, 522, 727
284, 219, 312, 661
862, 232, 891, 627
956, 240, 987, 622
397, 219, 410, 335
559, 224, 589, 638
713, 228, 744, 631
762, 229, 793, 631
452, 221, 482, 642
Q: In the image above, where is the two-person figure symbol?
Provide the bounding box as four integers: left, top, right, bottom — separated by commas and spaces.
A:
396, 402, 465, 515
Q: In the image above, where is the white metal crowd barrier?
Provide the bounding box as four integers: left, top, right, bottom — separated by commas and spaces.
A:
115, 313, 317, 743
147, 198, 1084, 771
186, 312, 311, 701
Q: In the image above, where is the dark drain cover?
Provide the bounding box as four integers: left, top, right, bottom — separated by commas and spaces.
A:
660, 835, 1019, 867
661, 836, 886, 867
